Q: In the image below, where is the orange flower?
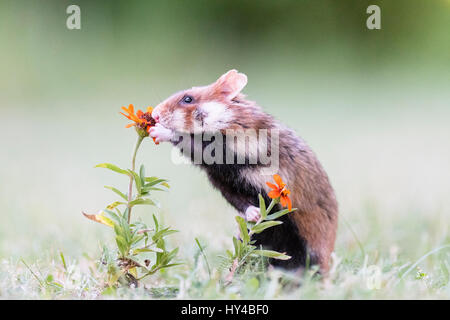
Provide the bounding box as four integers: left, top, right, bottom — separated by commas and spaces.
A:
120, 104, 158, 143
266, 174, 292, 210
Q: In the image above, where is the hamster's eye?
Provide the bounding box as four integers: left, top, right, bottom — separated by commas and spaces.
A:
182, 95, 193, 104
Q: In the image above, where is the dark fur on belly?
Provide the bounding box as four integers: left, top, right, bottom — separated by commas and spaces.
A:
204, 162, 313, 270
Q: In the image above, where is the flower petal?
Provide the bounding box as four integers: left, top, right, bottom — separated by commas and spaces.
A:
266, 182, 278, 190
273, 174, 284, 188
280, 196, 288, 207
120, 112, 132, 120
286, 197, 292, 210
130, 114, 140, 122
268, 190, 281, 199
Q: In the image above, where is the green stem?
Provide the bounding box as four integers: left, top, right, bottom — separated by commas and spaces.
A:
248, 198, 277, 238
195, 238, 212, 279
127, 135, 144, 223
136, 267, 161, 281
266, 198, 278, 214
20, 259, 44, 288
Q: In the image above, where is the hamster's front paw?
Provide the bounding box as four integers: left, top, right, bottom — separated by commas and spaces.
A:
245, 205, 261, 222
149, 123, 173, 143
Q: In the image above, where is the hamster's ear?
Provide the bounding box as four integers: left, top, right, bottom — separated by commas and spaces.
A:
213, 69, 248, 100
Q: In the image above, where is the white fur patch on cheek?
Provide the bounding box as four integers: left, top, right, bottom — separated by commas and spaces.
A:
200, 101, 231, 131
172, 109, 185, 130
192, 119, 203, 134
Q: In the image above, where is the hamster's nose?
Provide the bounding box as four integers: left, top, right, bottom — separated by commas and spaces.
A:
152, 112, 160, 123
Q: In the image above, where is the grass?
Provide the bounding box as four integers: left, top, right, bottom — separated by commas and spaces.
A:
0, 83, 449, 299
1, 237, 449, 299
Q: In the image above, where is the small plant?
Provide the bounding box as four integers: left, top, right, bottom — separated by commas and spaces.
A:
83, 104, 180, 288
225, 174, 296, 283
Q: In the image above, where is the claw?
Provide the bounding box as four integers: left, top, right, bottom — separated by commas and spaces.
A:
149, 123, 173, 143
245, 205, 261, 222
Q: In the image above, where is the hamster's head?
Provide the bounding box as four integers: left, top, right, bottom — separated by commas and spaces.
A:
152, 69, 248, 134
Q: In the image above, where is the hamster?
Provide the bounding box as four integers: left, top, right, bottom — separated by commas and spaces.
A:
149, 70, 338, 273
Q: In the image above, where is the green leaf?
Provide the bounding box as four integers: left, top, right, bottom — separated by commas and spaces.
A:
104, 186, 128, 201
142, 186, 167, 193
158, 247, 179, 266
167, 247, 179, 261
104, 209, 122, 224
144, 178, 169, 188
122, 208, 129, 222
161, 182, 170, 189
113, 223, 124, 238
145, 176, 166, 182
128, 170, 142, 195
106, 201, 126, 210
160, 263, 182, 269
155, 239, 165, 265
246, 220, 256, 229
252, 249, 291, 260
82, 211, 114, 228
235, 216, 250, 244
131, 234, 145, 246
251, 221, 283, 234
153, 228, 179, 241
108, 270, 125, 287
95, 163, 130, 176
245, 277, 260, 293
152, 214, 159, 232
266, 208, 296, 221
133, 247, 163, 254
59, 252, 67, 271
129, 198, 156, 207
118, 212, 131, 243
115, 235, 128, 256
139, 164, 146, 187
128, 267, 138, 279
233, 236, 241, 258
258, 194, 267, 219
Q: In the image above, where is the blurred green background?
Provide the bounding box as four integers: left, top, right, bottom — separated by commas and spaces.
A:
0, 0, 449, 285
